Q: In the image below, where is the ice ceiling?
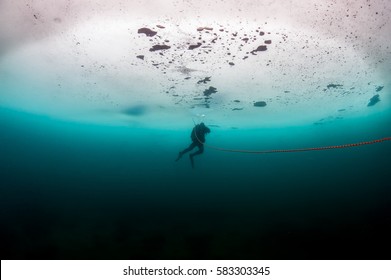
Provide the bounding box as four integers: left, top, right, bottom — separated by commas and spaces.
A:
0, 0, 390, 128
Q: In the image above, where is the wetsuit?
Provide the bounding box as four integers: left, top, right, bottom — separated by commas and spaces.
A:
176, 123, 210, 167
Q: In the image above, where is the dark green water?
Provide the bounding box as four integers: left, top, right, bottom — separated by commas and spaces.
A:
1, 107, 390, 259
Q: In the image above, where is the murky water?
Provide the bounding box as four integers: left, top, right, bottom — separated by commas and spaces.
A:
1, 107, 390, 259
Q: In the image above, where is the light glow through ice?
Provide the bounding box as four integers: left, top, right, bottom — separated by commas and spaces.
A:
0, 0, 390, 128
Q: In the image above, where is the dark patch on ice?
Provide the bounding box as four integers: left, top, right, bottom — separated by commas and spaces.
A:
197, 27, 213, 32
367, 94, 380, 107
259, 31, 265, 36
232, 108, 243, 111
136, 55, 144, 60
177, 66, 196, 75
209, 124, 220, 128
138, 28, 157, 37
375, 86, 384, 92
203, 86, 217, 97
156, 25, 165, 29
251, 45, 267, 54
314, 118, 341, 125
53, 17, 62, 23
314, 117, 330, 125
327, 83, 343, 89
197, 77, 211, 84
123, 105, 146, 116
134, 24, 276, 80
338, 109, 346, 112
233, 100, 240, 103
149, 45, 171, 52
254, 101, 267, 107
189, 43, 202, 50
314, 115, 343, 125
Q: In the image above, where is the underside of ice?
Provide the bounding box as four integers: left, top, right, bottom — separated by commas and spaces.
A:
0, 0, 390, 128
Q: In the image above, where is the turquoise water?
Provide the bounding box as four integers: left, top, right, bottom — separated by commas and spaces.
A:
0, 107, 390, 259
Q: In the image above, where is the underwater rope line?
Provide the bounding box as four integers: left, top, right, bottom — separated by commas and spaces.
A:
192, 122, 391, 154
198, 136, 391, 154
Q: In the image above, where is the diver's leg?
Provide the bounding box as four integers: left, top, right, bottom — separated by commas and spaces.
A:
176, 142, 197, 161
191, 144, 204, 156
189, 145, 204, 168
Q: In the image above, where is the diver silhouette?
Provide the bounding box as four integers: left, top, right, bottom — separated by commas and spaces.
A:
176, 122, 211, 168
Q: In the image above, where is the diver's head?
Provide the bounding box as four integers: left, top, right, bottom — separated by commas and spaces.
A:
199, 122, 210, 133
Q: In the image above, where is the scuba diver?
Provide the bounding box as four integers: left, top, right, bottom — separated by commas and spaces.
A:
176, 122, 211, 168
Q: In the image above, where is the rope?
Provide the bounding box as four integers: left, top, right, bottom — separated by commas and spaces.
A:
193, 124, 391, 154
202, 137, 391, 154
